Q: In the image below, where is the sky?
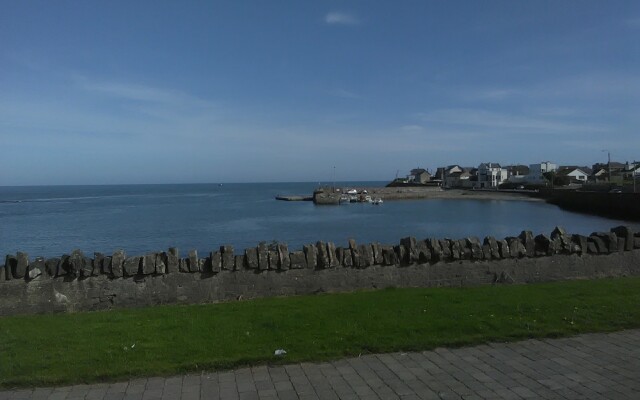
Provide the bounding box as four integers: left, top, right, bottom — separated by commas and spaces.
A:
1, 1, 639, 185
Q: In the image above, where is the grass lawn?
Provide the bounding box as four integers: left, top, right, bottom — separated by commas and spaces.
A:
1, 277, 640, 388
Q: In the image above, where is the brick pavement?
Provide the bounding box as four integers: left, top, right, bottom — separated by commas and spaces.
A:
1, 329, 638, 399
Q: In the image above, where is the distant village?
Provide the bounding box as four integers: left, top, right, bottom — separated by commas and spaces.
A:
396, 160, 640, 190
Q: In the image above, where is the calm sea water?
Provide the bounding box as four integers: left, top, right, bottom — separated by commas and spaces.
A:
1, 182, 638, 258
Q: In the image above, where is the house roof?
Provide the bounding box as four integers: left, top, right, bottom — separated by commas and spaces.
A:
479, 162, 501, 169
557, 166, 591, 177
410, 168, 428, 175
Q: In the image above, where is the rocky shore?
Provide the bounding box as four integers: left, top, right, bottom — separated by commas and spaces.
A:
313, 186, 542, 204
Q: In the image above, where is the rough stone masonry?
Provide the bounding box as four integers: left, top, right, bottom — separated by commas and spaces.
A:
1, 225, 640, 315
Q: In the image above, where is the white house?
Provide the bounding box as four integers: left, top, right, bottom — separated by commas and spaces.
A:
557, 166, 590, 183
475, 163, 508, 188
526, 161, 557, 183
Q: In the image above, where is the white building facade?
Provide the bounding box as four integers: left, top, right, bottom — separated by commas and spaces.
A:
475, 163, 508, 188
526, 161, 558, 184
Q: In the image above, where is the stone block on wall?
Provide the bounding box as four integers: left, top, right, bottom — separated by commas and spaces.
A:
277, 243, 290, 270
571, 234, 588, 255
235, 255, 245, 270
326, 242, 339, 268
245, 248, 259, 270
188, 250, 200, 272
534, 234, 550, 256
111, 250, 125, 278
57, 255, 70, 277
123, 256, 141, 277
439, 239, 452, 261
210, 251, 221, 273
591, 232, 617, 253
303, 244, 317, 269
45, 257, 60, 277
166, 247, 179, 274
588, 235, 607, 254
28, 256, 45, 280
458, 239, 471, 260
316, 241, 330, 269
93, 253, 105, 276
371, 242, 384, 265
268, 250, 279, 270
484, 237, 501, 259
518, 231, 535, 257
289, 251, 306, 269
416, 240, 431, 263
400, 237, 419, 264
335, 247, 346, 266
155, 253, 166, 274
447, 239, 460, 260
611, 226, 634, 251
427, 239, 443, 261
358, 244, 375, 268
4, 255, 16, 280
351, 245, 362, 268
68, 250, 85, 277
466, 237, 483, 260
258, 242, 269, 271
514, 237, 528, 258
221, 246, 234, 270
394, 245, 406, 266
381, 246, 398, 265
142, 253, 156, 275
102, 256, 112, 275
498, 240, 510, 258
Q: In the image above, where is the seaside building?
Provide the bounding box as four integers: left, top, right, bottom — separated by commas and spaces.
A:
475, 163, 508, 188
526, 161, 558, 184
556, 166, 592, 184
408, 168, 432, 184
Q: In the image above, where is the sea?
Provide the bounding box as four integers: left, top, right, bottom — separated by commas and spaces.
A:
1, 182, 639, 259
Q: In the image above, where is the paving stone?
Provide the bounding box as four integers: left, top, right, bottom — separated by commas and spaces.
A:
4, 330, 640, 400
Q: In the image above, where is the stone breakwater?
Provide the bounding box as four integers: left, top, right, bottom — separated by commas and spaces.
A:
1, 225, 640, 315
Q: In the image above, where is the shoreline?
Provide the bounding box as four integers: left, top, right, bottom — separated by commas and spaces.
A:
313, 186, 542, 204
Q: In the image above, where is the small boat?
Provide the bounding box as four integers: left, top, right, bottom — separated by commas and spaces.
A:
339, 195, 350, 204
372, 198, 383, 205
349, 195, 358, 203
364, 195, 373, 203
346, 189, 358, 195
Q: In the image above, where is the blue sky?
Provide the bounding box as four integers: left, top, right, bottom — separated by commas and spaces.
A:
1, 1, 639, 185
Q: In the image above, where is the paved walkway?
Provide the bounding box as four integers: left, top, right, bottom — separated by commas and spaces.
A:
2, 330, 639, 400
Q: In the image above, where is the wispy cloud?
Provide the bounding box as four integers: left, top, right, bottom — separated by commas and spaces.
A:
325, 12, 359, 26
326, 88, 363, 99
417, 108, 608, 135
399, 125, 424, 132
625, 17, 640, 29
76, 78, 214, 109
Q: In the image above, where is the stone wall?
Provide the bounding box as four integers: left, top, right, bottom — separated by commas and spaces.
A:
1, 226, 640, 316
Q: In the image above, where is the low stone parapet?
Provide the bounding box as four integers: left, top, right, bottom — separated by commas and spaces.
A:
1, 225, 639, 315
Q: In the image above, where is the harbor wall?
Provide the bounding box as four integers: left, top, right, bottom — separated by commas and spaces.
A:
537, 190, 640, 221
1, 226, 639, 316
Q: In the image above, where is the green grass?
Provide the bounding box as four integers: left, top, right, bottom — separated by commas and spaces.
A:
1, 277, 640, 388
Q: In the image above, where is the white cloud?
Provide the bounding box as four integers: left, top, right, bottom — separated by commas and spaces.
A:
325, 12, 359, 26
